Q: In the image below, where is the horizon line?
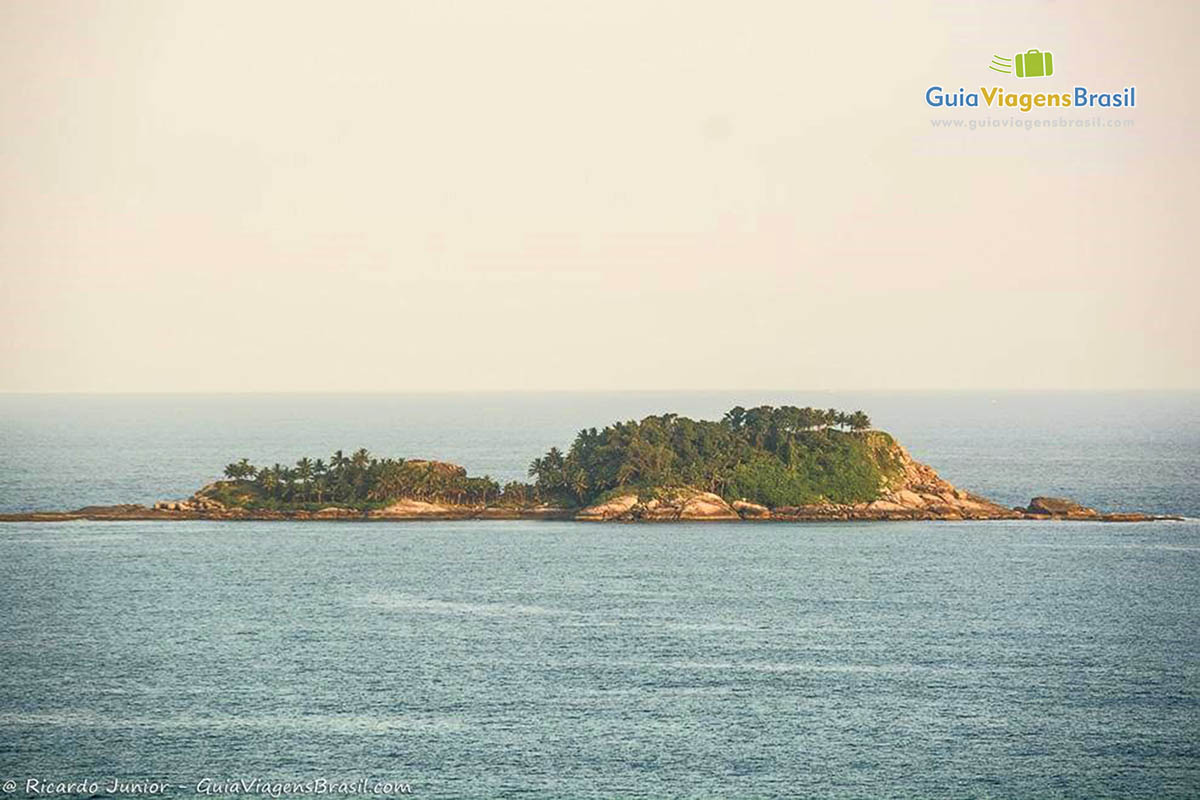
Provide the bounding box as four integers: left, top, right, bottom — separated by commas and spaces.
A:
0, 388, 1197, 397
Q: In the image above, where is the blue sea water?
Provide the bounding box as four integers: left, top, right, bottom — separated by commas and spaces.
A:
0, 392, 1198, 798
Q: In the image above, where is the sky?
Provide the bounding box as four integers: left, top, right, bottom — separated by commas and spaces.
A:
0, 0, 1196, 392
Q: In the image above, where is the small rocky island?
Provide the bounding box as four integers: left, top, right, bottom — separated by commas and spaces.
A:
0, 405, 1174, 524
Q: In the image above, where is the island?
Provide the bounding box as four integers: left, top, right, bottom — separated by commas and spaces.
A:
0, 405, 1177, 523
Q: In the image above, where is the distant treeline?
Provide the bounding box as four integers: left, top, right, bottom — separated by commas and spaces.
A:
221, 450, 525, 508
219, 405, 887, 510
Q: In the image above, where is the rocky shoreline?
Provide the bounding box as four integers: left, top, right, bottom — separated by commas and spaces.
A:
0, 501, 1180, 525
0, 495, 1177, 523
0, 441, 1178, 524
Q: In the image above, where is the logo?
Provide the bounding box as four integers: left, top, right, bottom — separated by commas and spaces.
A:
925, 47, 1135, 113
990, 49, 1054, 78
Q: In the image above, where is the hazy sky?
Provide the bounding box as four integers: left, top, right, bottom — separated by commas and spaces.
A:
1, 0, 1196, 391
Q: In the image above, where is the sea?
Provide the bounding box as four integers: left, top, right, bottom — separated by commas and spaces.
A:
0, 392, 1197, 798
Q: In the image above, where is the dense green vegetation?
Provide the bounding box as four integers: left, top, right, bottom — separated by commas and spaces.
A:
215, 449, 535, 510
528, 405, 900, 508
212, 406, 897, 511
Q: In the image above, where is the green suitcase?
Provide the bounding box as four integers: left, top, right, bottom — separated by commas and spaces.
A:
1015, 49, 1053, 78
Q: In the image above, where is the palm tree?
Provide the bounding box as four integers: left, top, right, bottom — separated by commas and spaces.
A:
529, 447, 566, 485
223, 458, 255, 480
295, 458, 313, 501
568, 469, 589, 504
329, 450, 348, 481
416, 464, 439, 502
257, 467, 279, 498
278, 466, 296, 501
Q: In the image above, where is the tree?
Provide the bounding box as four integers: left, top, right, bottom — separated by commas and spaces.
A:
329, 450, 349, 479
526, 404, 884, 507
295, 457, 313, 501
567, 469, 589, 504
256, 466, 279, 498
224, 458, 255, 480
501, 481, 533, 507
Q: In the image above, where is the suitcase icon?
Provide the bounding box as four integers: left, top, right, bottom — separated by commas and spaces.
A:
1015, 49, 1053, 78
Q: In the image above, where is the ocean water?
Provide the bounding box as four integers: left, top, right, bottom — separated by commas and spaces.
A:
0, 392, 1198, 798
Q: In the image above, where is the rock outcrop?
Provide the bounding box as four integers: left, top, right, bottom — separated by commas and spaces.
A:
742, 439, 1022, 521
367, 499, 460, 519
575, 494, 641, 521
1025, 497, 1097, 518
754, 443, 1163, 522
576, 489, 740, 522
566, 442, 1169, 524
313, 506, 361, 519
732, 500, 771, 519
663, 490, 740, 521
153, 495, 228, 513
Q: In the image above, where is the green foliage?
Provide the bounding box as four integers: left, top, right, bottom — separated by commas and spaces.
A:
211, 450, 539, 510
214, 405, 887, 512
529, 405, 885, 508
724, 455, 819, 507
